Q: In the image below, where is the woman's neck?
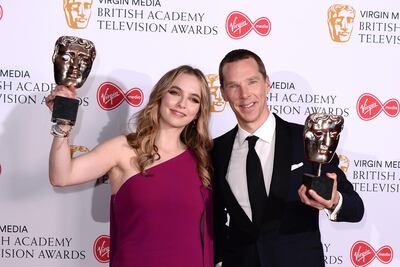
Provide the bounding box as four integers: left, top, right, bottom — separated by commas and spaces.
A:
155, 128, 186, 155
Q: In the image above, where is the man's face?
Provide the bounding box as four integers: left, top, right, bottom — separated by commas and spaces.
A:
221, 58, 270, 133
53, 43, 93, 88
64, 0, 93, 29
207, 75, 226, 112
328, 9, 355, 42
304, 117, 342, 164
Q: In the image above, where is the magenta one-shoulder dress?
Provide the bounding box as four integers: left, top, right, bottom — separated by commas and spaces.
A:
109, 149, 213, 267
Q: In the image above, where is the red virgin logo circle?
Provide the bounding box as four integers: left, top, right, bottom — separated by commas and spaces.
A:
356, 93, 399, 120
350, 240, 393, 267
97, 82, 144, 110
226, 11, 271, 39
93, 235, 110, 263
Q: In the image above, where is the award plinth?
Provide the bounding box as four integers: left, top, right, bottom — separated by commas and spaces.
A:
302, 113, 344, 201
303, 168, 334, 201
51, 36, 96, 125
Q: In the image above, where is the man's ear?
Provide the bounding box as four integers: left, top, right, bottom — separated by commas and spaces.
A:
220, 86, 228, 101
265, 76, 271, 94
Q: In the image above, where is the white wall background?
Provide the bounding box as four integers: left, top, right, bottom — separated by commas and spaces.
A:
0, 0, 399, 266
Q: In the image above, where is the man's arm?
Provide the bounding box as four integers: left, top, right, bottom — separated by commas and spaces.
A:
326, 154, 364, 222
298, 154, 364, 222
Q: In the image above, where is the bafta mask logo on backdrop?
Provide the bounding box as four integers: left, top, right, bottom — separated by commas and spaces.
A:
207, 74, 226, 112
327, 4, 356, 42
97, 82, 144, 111
226, 11, 271, 39
338, 154, 350, 172
350, 240, 393, 267
93, 235, 110, 263
356, 93, 400, 121
63, 0, 93, 29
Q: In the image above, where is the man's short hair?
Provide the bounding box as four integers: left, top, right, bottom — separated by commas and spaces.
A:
219, 49, 267, 88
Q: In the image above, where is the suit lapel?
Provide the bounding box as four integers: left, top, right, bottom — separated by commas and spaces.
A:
214, 126, 256, 231
215, 126, 237, 185
215, 115, 293, 232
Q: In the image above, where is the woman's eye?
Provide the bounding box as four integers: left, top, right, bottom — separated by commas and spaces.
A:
168, 89, 179, 95
191, 97, 200, 104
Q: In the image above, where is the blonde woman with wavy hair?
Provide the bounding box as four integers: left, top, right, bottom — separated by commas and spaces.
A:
46, 65, 214, 267
127, 65, 212, 188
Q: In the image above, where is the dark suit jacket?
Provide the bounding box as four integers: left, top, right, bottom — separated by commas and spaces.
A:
212, 114, 364, 267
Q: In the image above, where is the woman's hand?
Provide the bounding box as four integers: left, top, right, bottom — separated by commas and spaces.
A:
45, 85, 77, 111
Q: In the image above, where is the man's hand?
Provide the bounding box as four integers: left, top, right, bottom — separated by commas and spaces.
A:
298, 172, 340, 210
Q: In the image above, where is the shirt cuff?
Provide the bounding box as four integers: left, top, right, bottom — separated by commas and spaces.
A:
215, 262, 223, 267
324, 192, 343, 221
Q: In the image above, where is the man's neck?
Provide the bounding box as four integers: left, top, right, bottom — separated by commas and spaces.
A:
239, 110, 271, 134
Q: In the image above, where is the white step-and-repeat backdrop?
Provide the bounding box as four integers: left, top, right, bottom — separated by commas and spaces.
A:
1, 1, 399, 266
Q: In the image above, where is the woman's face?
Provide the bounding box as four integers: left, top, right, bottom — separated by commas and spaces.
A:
158, 73, 202, 131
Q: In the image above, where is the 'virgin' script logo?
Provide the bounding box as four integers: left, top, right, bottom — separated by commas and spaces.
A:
350, 240, 393, 267
93, 235, 110, 263
226, 11, 271, 39
97, 82, 144, 110
356, 93, 399, 120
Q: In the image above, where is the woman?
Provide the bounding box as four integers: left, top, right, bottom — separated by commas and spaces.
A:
46, 65, 213, 267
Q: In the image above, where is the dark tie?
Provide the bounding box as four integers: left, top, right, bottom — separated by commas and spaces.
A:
246, 135, 267, 226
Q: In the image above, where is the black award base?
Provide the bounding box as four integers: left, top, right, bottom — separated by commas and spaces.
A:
303, 173, 333, 200
51, 96, 79, 126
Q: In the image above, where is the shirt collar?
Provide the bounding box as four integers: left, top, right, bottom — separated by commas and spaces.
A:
237, 114, 276, 145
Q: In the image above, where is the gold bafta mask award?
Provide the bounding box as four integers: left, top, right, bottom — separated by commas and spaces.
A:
51, 36, 96, 125
303, 113, 344, 200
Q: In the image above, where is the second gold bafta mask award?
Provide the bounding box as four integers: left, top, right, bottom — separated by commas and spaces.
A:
303, 113, 344, 200
51, 36, 96, 125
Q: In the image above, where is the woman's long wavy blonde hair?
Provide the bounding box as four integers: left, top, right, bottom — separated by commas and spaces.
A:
126, 65, 213, 187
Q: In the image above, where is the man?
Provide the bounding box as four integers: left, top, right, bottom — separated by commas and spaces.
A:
63, 0, 93, 29
212, 49, 364, 267
327, 4, 356, 43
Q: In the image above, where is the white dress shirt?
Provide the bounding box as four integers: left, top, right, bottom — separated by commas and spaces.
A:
226, 114, 276, 221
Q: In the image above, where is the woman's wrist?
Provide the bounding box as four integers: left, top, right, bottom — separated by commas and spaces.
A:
50, 123, 72, 138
